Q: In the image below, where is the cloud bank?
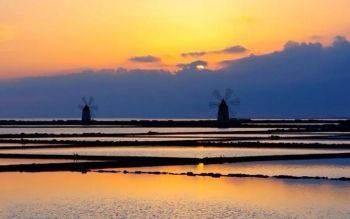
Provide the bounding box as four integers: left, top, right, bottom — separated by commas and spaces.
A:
218, 45, 248, 54
128, 55, 161, 63
1, 36, 350, 119
181, 45, 248, 58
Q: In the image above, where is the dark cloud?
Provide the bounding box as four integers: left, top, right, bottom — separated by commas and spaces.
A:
182, 45, 248, 58
333, 35, 350, 46
283, 41, 301, 49
283, 41, 322, 51
176, 60, 208, 71
181, 51, 207, 58
1, 36, 350, 118
128, 55, 161, 63
219, 45, 248, 54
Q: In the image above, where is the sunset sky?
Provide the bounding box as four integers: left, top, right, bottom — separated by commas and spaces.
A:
1, 0, 350, 78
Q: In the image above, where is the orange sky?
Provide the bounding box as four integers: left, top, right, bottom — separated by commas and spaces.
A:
0, 0, 350, 78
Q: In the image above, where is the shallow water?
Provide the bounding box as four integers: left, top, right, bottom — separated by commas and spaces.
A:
0, 172, 349, 219
1, 146, 348, 158
0, 158, 88, 165
119, 158, 350, 178
1, 126, 349, 218
0, 127, 273, 135
259, 139, 350, 144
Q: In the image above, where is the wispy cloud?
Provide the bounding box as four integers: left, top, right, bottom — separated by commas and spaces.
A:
181, 51, 207, 58
218, 45, 248, 54
181, 45, 248, 58
129, 55, 161, 63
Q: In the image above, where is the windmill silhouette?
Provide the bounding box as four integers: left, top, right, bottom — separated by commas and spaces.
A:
209, 88, 240, 123
79, 96, 98, 124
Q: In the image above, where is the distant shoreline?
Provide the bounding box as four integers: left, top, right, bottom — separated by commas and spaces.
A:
1, 140, 350, 150
0, 118, 345, 128
0, 152, 350, 173
1, 119, 350, 149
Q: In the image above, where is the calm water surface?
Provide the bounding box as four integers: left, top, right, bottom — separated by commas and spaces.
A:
2, 133, 324, 142
0, 172, 349, 219
0, 159, 92, 165
0, 127, 273, 135
1, 147, 348, 158
259, 139, 350, 144
0, 125, 349, 218
119, 158, 350, 178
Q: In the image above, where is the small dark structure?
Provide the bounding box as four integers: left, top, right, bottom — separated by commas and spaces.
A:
81, 105, 92, 123
79, 96, 98, 124
209, 88, 240, 127
217, 99, 229, 122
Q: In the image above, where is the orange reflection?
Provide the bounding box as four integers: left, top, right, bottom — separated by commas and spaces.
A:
197, 163, 204, 172
0, 171, 349, 214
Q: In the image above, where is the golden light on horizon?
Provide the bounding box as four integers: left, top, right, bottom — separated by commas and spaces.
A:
0, 0, 350, 78
196, 65, 206, 71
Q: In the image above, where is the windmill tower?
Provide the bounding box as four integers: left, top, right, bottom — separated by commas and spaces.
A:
82, 105, 91, 123
79, 97, 98, 124
217, 99, 229, 122
210, 88, 240, 126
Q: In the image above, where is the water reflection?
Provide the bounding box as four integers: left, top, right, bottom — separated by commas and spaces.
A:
120, 158, 350, 178
259, 139, 350, 145
0, 158, 87, 165
0, 127, 273, 135
0, 172, 349, 218
2, 147, 348, 158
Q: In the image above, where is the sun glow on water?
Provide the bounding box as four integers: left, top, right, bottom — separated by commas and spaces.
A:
197, 163, 205, 172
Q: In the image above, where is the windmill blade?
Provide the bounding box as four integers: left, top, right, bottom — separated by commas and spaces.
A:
91, 111, 97, 120
228, 98, 240, 106
88, 96, 94, 105
224, 88, 233, 100
78, 104, 84, 109
212, 89, 223, 101
90, 105, 99, 111
209, 101, 219, 109
230, 109, 238, 117
82, 96, 88, 105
